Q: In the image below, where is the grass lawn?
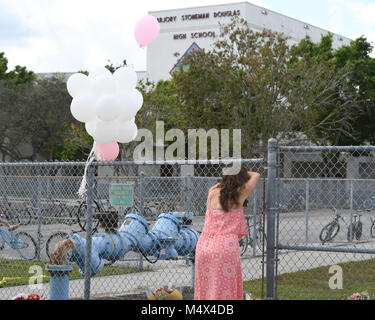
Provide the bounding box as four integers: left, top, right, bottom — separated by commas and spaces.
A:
0, 258, 148, 288
243, 258, 375, 300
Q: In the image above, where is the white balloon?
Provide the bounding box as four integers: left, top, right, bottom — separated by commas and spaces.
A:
116, 120, 138, 143
92, 120, 118, 144
91, 75, 117, 97
85, 121, 97, 137
67, 73, 91, 98
132, 89, 144, 111
117, 93, 139, 121
88, 66, 112, 79
96, 95, 121, 121
113, 66, 137, 93
70, 96, 97, 123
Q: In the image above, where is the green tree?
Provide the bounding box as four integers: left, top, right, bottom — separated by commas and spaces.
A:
0, 52, 36, 83
292, 34, 375, 145
0, 75, 75, 161
171, 18, 355, 157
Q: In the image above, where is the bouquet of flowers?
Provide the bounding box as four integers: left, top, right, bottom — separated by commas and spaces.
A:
148, 285, 182, 300
11, 293, 41, 300
349, 291, 370, 300
245, 293, 261, 300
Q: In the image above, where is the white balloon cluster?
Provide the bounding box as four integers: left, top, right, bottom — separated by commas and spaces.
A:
67, 66, 141, 144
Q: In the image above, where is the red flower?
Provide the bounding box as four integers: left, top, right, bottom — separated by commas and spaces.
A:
27, 294, 40, 300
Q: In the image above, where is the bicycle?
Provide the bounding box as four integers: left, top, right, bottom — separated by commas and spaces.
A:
0, 200, 21, 225
20, 199, 75, 226
347, 213, 363, 242
0, 222, 37, 260
368, 211, 375, 238
239, 214, 267, 256
319, 209, 344, 244
76, 199, 119, 232
364, 195, 375, 211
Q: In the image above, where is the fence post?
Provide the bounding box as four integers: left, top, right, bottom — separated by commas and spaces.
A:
138, 172, 144, 270
186, 175, 191, 213
305, 179, 310, 246
266, 138, 277, 300
349, 180, 354, 242
252, 188, 257, 257
139, 171, 144, 216
84, 165, 94, 300
37, 176, 42, 261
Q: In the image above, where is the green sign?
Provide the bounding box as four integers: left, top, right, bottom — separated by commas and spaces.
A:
109, 184, 134, 207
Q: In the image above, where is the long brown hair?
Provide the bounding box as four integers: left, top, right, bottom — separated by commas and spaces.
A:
218, 166, 250, 212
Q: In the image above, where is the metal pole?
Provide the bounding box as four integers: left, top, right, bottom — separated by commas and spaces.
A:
84, 165, 94, 300
266, 138, 277, 300
37, 176, 42, 261
186, 175, 192, 213
305, 180, 309, 246
252, 188, 257, 257
140, 172, 144, 216
138, 172, 144, 270
349, 180, 353, 242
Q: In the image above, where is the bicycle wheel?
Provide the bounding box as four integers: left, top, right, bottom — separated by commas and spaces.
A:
46, 232, 68, 259
5, 211, 20, 225
124, 205, 140, 215
355, 222, 363, 240
239, 236, 248, 256
348, 222, 362, 241
143, 206, 157, 220
319, 222, 340, 243
370, 222, 375, 238
256, 228, 267, 249
14, 232, 37, 260
77, 200, 100, 232
363, 200, 372, 211
19, 209, 32, 226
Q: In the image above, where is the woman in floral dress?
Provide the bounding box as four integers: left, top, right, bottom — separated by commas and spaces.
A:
194, 166, 261, 300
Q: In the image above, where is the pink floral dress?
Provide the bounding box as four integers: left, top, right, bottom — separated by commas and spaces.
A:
194, 194, 248, 300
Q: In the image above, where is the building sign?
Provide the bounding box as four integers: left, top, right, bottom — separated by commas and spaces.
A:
109, 183, 133, 207
157, 16, 177, 23
156, 9, 241, 24
213, 10, 240, 18
181, 13, 210, 21
173, 31, 216, 40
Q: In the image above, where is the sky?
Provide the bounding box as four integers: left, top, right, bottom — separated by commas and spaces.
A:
0, 0, 374, 73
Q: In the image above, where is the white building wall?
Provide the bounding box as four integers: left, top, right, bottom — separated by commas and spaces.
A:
147, 1, 351, 82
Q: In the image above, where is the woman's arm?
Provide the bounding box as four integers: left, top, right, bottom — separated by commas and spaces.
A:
242, 172, 261, 198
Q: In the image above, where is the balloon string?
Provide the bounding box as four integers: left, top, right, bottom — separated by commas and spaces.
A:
78, 141, 96, 199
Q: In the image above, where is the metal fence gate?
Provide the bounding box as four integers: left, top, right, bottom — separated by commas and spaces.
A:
267, 139, 375, 300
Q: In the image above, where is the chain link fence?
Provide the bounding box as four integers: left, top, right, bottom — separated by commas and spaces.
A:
0, 159, 266, 300
2, 142, 374, 300
273, 144, 375, 300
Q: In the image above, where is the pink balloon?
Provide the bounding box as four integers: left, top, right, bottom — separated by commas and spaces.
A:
95, 141, 119, 161
134, 15, 160, 47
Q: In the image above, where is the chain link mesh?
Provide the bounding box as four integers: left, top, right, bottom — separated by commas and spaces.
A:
0, 159, 265, 300
276, 146, 375, 300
